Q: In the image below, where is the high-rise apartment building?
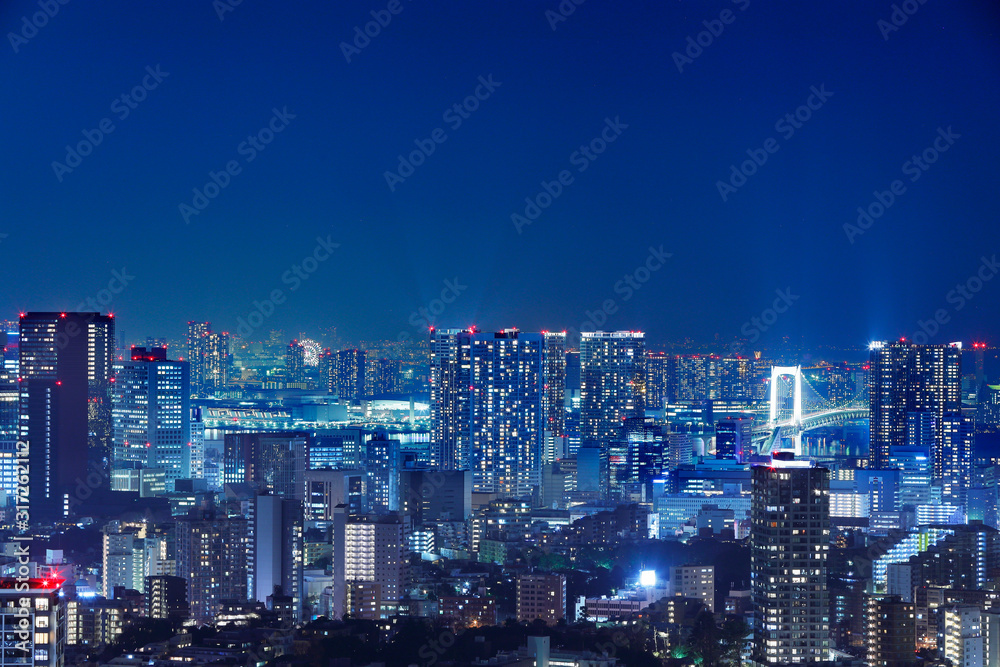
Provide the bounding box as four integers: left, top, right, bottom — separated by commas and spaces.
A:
0, 577, 66, 667
430, 329, 472, 471
943, 606, 984, 667
543, 332, 567, 437
580, 332, 645, 447
645, 351, 671, 410
112, 347, 190, 490
252, 495, 303, 622
430, 329, 558, 495
19, 312, 115, 520
868, 340, 961, 470
719, 356, 755, 402
340, 513, 410, 619
175, 508, 250, 624
516, 573, 566, 625
674, 354, 719, 402
865, 595, 916, 667
668, 565, 715, 613
186, 322, 229, 396
223, 431, 308, 500
469, 330, 544, 495
336, 349, 366, 400
285, 341, 305, 384
318, 348, 336, 394
751, 456, 831, 663
364, 357, 400, 396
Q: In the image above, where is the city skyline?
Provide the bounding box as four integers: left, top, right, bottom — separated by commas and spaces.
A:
2, 1, 999, 347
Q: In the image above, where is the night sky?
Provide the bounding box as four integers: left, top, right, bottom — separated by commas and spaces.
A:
3, 0, 999, 348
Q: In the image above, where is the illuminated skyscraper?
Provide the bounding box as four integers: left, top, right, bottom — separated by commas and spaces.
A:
719, 356, 755, 402
868, 340, 962, 472
674, 354, 719, 402
751, 456, 831, 663
430, 329, 473, 471
469, 330, 544, 495
112, 347, 190, 490
223, 431, 308, 500
186, 322, 229, 396
430, 329, 561, 495
645, 351, 671, 410
543, 332, 567, 437
580, 331, 645, 447
286, 340, 305, 384
318, 348, 335, 394
19, 312, 115, 520
186, 321, 209, 391
364, 357, 400, 396
336, 349, 365, 399
252, 494, 303, 622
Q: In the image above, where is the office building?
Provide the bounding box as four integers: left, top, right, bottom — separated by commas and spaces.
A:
304, 468, 366, 520
716, 417, 753, 462
19, 312, 114, 520
111, 347, 190, 490
580, 331, 645, 447
751, 456, 830, 663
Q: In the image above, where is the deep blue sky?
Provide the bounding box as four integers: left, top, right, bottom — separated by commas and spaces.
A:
3, 0, 999, 348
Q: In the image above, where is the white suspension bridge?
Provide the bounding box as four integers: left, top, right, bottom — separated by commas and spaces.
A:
753, 365, 869, 456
